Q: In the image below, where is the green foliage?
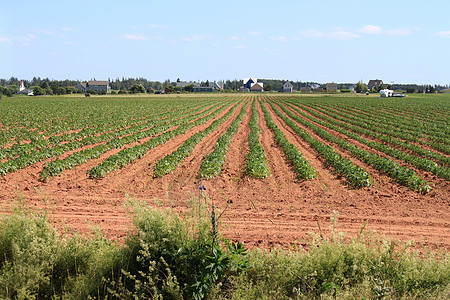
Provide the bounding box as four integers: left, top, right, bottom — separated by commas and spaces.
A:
283, 101, 432, 193
32, 86, 45, 96
0, 203, 119, 299
260, 100, 316, 181
129, 84, 146, 94
245, 99, 271, 178
198, 102, 248, 178
0, 203, 448, 299
270, 101, 372, 188
153, 101, 240, 177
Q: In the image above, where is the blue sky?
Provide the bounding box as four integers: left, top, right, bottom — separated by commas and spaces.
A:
1, 0, 449, 85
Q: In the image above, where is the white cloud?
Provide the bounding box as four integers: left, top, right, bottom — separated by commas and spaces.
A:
183, 34, 212, 42
386, 28, 418, 36
270, 36, 288, 42
233, 45, 247, 49
300, 29, 324, 38
0, 37, 9, 43
433, 30, 450, 38
64, 41, 80, 46
359, 25, 382, 34
148, 24, 168, 29
124, 34, 147, 40
61, 27, 75, 32
249, 31, 261, 35
39, 29, 56, 35
263, 47, 279, 52
329, 31, 360, 40
229, 35, 245, 40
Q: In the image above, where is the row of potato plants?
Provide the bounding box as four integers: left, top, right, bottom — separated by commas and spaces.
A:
153, 101, 243, 177
0, 97, 199, 148
314, 103, 449, 154
334, 100, 449, 136
304, 103, 450, 167
287, 101, 450, 179
197, 101, 249, 178
1, 108, 176, 161
244, 100, 271, 178
0, 102, 200, 160
88, 100, 237, 178
332, 104, 450, 145
380, 105, 448, 126
268, 101, 371, 188
280, 102, 431, 194
1, 102, 220, 178
39, 104, 215, 181
260, 100, 316, 181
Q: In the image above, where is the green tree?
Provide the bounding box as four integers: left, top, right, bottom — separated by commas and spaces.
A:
184, 84, 194, 93
9, 85, 19, 94
33, 86, 45, 96
129, 84, 145, 94
355, 82, 368, 93
264, 83, 273, 92
40, 82, 49, 89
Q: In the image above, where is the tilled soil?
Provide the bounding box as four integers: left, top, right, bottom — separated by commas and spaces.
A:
0, 97, 448, 250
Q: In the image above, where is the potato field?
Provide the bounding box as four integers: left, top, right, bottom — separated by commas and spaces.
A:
0, 94, 448, 249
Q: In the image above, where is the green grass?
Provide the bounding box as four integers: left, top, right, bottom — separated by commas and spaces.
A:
0, 201, 448, 299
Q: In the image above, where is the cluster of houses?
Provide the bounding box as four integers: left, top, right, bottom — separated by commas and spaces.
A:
13, 77, 403, 95
175, 80, 223, 92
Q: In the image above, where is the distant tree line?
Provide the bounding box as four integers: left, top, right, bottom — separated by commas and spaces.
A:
0, 77, 448, 97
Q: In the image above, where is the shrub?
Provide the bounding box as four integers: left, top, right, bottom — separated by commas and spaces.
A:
0, 203, 448, 299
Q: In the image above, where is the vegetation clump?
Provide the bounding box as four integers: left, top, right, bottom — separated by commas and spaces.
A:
0, 202, 448, 299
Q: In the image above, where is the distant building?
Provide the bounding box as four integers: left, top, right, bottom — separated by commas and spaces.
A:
282, 81, 294, 92
441, 88, 450, 93
19, 80, 25, 91
193, 86, 216, 92
250, 82, 264, 92
17, 88, 34, 96
326, 83, 338, 93
76, 81, 111, 93
368, 79, 383, 91
242, 78, 263, 92
300, 87, 311, 93
176, 81, 200, 88
192, 81, 223, 92
211, 81, 224, 90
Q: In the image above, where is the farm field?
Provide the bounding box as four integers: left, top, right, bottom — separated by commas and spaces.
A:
0, 93, 449, 250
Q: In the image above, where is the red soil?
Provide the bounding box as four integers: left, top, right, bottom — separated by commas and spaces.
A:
0, 97, 448, 251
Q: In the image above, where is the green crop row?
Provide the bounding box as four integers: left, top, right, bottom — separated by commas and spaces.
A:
294, 102, 450, 167
153, 101, 242, 177
39, 103, 219, 181
198, 102, 248, 178
244, 100, 270, 179
0, 102, 201, 160
268, 101, 371, 188
88, 101, 236, 179
1, 102, 218, 178
260, 100, 316, 181
286, 101, 450, 180
280, 102, 431, 194
312, 103, 449, 155
331, 103, 449, 139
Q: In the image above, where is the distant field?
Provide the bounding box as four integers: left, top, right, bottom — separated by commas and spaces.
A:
0, 93, 448, 249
